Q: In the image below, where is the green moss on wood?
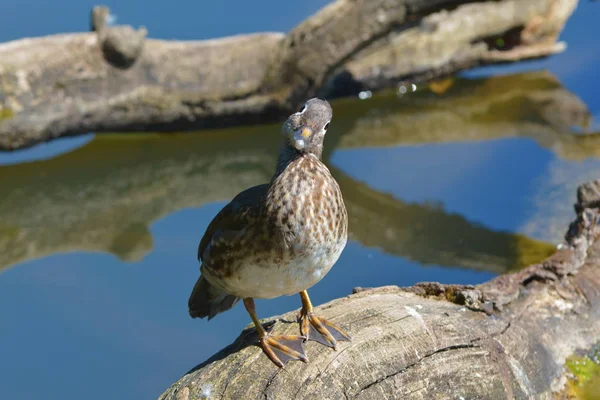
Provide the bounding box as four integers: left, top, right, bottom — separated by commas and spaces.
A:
0, 107, 14, 120
566, 344, 600, 399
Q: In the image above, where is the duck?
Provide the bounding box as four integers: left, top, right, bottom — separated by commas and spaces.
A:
188, 98, 350, 367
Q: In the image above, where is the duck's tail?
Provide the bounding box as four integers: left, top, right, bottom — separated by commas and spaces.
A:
188, 274, 240, 320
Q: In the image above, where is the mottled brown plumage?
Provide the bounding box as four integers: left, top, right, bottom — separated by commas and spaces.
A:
188, 98, 350, 367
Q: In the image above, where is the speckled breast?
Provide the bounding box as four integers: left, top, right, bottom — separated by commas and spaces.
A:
208, 155, 348, 299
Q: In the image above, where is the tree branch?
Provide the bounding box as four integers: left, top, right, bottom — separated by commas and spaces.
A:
0, 0, 578, 150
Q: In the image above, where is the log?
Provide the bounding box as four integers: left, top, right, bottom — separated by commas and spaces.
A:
158, 180, 600, 399
0, 0, 578, 150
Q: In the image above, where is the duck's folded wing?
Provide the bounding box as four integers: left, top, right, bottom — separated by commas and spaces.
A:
197, 184, 269, 267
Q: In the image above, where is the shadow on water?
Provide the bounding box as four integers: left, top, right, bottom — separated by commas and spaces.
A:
2, 70, 592, 274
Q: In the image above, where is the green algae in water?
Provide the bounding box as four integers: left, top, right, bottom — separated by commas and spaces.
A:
566, 344, 600, 400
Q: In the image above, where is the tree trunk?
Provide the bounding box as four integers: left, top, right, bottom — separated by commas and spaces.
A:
158, 180, 600, 399
0, 0, 578, 150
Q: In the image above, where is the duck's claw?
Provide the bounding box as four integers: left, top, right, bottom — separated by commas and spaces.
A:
259, 334, 308, 368
298, 312, 351, 349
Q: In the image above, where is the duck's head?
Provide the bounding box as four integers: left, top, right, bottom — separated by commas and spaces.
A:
282, 98, 332, 157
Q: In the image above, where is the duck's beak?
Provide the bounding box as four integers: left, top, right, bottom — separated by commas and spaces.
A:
293, 127, 312, 150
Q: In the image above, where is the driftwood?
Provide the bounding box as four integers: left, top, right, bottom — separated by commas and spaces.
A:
159, 180, 600, 399
0, 0, 578, 150
3, 70, 592, 273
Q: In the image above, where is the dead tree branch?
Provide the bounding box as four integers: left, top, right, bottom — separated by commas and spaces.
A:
0, 0, 578, 150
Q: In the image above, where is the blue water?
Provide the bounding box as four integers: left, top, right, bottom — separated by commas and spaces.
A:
334, 138, 552, 234
1, 2, 599, 400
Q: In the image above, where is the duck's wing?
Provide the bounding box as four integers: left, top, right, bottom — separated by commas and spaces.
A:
197, 184, 269, 265
190, 184, 268, 319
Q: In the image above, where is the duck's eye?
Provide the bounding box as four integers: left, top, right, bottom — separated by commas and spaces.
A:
298, 104, 306, 114
324, 122, 330, 131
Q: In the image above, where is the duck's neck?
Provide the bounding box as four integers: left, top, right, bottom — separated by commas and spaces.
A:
273, 140, 323, 178
273, 142, 301, 179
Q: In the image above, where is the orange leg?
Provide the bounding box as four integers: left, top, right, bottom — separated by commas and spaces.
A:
297, 290, 351, 349
243, 298, 308, 367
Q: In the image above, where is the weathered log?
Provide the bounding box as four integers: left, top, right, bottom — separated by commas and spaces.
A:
158, 180, 600, 399
0, 0, 577, 150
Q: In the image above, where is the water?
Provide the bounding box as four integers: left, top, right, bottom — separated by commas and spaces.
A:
1, 1, 599, 399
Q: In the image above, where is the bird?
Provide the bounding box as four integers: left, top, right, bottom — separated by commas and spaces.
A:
188, 98, 351, 367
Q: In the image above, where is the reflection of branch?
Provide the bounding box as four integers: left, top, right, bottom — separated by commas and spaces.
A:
329, 71, 599, 246
336, 71, 596, 160
4, 70, 583, 271
0, 118, 553, 273
0, 129, 277, 271
0, 0, 577, 150
332, 166, 555, 273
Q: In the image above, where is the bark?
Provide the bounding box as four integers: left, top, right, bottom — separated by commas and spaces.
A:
0, 0, 578, 150
159, 180, 600, 399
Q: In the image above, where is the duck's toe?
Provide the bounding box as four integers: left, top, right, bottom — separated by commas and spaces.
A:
259, 334, 308, 368
299, 312, 351, 350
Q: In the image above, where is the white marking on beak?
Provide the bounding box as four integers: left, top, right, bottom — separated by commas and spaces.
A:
293, 127, 312, 150
294, 137, 306, 150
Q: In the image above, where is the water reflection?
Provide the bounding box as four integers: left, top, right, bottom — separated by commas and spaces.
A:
1, 71, 589, 274
334, 71, 595, 157
0, 127, 277, 271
